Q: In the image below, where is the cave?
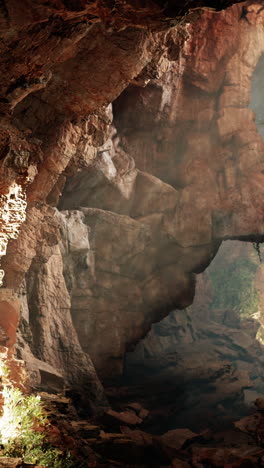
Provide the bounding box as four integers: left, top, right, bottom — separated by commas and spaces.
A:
1, 1, 264, 468
123, 240, 264, 434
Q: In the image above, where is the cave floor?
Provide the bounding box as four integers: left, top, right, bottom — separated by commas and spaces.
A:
17, 390, 264, 468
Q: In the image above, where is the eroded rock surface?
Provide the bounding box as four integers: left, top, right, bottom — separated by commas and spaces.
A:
0, 1, 264, 410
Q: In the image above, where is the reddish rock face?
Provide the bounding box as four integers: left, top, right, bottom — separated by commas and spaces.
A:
1, 0, 264, 405
0, 299, 18, 349
0, 290, 26, 392
0, 290, 21, 367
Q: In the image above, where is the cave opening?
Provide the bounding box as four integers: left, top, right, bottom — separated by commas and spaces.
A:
105, 240, 264, 436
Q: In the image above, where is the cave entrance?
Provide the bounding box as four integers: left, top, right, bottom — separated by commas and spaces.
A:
115, 240, 264, 434
250, 53, 264, 139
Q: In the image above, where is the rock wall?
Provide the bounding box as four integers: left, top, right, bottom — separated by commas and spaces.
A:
53, 3, 264, 381
0, 1, 264, 407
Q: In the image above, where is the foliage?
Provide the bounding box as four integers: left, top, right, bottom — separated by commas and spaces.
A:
0, 386, 45, 449
208, 256, 260, 319
0, 384, 81, 467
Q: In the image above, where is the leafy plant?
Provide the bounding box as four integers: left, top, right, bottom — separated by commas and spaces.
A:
0, 386, 45, 449
0, 383, 82, 467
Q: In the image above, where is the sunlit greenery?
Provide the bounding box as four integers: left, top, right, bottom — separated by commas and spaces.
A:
0, 367, 83, 467
208, 256, 260, 319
